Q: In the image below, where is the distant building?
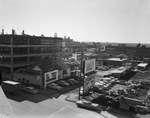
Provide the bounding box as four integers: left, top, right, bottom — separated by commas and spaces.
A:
137, 63, 148, 71
95, 66, 131, 79
105, 44, 150, 60
0, 29, 63, 80
103, 58, 128, 67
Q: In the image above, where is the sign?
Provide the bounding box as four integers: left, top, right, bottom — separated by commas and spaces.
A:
44, 70, 58, 89
84, 59, 96, 74
84, 74, 95, 94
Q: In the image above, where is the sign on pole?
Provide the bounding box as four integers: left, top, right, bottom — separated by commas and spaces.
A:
84, 59, 96, 74
84, 74, 95, 94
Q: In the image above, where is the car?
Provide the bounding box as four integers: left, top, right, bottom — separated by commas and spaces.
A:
65, 79, 76, 86
22, 86, 39, 94
76, 99, 104, 112
47, 83, 63, 91
74, 76, 83, 81
66, 78, 79, 85
56, 80, 70, 87
93, 86, 103, 93
69, 78, 79, 84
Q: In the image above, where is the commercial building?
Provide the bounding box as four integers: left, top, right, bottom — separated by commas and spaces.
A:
13, 58, 71, 88
0, 29, 63, 80
105, 44, 150, 60
137, 63, 148, 71
103, 58, 128, 67
95, 66, 131, 79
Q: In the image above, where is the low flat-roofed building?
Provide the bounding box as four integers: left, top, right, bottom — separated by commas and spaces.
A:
95, 66, 131, 79
137, 63, 148, 70
95, 70, 112, 77
103, 58, 128, 67
111, 66, 131, 78
13, 59, 71, 88
106, 58, 127, 61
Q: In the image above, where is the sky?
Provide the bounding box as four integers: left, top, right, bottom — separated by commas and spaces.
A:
1, 0, 150, 43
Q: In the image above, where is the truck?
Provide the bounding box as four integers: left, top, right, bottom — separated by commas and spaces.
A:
2, 80, 21, 95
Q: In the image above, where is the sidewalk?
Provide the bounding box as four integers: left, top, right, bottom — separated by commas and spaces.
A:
65, 93, 80, 103
0, 87, 17, 118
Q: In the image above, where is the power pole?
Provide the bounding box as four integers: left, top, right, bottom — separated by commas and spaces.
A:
78, 45, 84, 100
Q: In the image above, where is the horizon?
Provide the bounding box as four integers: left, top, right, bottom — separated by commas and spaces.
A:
1, 0, 150, 44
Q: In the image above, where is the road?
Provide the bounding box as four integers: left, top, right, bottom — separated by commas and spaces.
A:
1, 86, 150, 118
8, 94, 116, 118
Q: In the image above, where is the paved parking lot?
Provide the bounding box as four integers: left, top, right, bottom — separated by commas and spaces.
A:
4, 84, 81, 103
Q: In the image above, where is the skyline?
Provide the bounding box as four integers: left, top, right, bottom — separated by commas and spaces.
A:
1, 0, 150, 44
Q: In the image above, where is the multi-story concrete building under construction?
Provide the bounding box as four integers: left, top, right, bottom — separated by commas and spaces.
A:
0, 29, 62, 79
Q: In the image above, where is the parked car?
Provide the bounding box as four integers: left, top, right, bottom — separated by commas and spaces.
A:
76, 99, 104, 112
93, 86, 103, 93
56, 80, 70, 87
70, 78, 79, 84
65, 79, 76, 86
66, 78, 79, 85
47, 83, 63, 91
22, 86, 39, 94
74, 76, 83, 81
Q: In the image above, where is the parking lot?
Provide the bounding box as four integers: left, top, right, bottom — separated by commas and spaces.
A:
3, 82, 82, 103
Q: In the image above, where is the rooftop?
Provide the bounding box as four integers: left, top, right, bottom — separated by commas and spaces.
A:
137, 63, 148, 68
96, 66, 131, 76
106, 58, 127, 62
3, 80, 20, 85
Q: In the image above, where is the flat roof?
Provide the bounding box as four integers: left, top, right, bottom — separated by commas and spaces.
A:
137, 63, 148, 68
106, 58, 127, 62
95, 70, 112, 77
96, 66, 131, 76
111, 66, 127, 73
3, 80, 20, 85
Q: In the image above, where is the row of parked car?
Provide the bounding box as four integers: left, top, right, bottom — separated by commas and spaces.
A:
47, 77, 82, 91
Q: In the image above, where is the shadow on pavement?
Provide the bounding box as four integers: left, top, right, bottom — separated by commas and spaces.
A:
107, 107, 137, 118
4, 84, 82, 103
5, 92, 25, 102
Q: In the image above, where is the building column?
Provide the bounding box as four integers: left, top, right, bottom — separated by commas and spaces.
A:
10, 36, 14, 80
27, 38, 29, 63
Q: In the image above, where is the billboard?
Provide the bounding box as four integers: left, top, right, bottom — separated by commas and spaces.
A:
84, 74, 95, 94
44, 70, 58, 89
84, 59, 96, 74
